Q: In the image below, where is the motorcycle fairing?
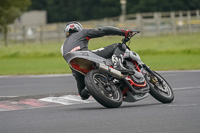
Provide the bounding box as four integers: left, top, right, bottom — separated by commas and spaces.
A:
124, 49, 144, 65
124, 91, 149, 102
64, 51, 112, 75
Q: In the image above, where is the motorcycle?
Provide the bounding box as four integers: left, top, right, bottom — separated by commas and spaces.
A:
64, 31, 174, 108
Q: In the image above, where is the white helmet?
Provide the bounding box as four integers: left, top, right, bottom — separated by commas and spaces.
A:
64, 21, 83, 37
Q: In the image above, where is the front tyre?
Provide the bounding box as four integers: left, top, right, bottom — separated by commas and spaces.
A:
85, 70, 123, 108
147, 71, 174, 103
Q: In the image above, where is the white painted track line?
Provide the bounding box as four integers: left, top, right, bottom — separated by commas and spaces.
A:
173, 86, 200, 91
39, 95, 95, 105
0, 74, 72, 78
0, 70, 199, 78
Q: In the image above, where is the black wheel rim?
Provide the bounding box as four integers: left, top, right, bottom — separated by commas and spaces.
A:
93, 73, 120, 101
148, 73, 173, 98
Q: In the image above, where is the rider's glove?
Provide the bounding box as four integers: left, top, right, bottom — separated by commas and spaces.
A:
121, 30, 133, 38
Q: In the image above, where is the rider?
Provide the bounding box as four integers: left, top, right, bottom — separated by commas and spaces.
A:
61, 21, 133, 100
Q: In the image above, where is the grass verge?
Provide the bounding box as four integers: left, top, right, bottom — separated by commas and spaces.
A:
0, 54, 199, 75
0, 33, 199, 75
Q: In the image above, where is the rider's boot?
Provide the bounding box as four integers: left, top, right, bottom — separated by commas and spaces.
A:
112, 54, 126, 70
80, 89, 90, 100
112, 54, 135, 75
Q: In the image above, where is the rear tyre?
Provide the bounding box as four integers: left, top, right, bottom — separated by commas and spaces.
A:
85, 70, 123, 108
147, 71, 174, 103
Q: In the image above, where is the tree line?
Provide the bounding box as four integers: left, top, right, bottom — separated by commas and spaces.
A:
29, 0, 200, 23
0, 0, 31, 46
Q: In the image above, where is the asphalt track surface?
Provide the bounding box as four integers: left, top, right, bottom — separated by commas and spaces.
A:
0, 70, 200, 133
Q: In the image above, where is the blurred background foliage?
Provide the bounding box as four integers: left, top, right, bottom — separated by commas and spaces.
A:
0, 0, 31, 45
29, 0, 200, 23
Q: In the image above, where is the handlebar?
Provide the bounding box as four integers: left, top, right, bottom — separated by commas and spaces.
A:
132, 31, 140, 33
122, 30, 140, 44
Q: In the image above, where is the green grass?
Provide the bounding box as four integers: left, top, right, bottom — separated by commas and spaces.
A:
0, 41, 63, 58
0, 57, 70, 75
89, 33, 200, 55
0, 33, 200, 75
141, 54, 200, 70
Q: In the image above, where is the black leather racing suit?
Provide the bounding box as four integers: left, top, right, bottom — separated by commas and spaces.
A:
62, 26, 126, 97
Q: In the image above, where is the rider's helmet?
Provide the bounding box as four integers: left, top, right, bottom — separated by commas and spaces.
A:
64, 21, 83, 37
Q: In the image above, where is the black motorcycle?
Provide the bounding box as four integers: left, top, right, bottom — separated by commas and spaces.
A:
65, 31, 174, 108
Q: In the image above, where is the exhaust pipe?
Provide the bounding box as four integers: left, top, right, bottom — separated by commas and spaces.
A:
93, 63, 123, 80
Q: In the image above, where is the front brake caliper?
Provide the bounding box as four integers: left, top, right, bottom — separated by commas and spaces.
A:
150, 76, 158, 84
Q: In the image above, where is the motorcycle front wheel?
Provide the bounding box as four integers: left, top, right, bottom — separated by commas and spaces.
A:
85, 70, 123, 108
146, 71, 174, 103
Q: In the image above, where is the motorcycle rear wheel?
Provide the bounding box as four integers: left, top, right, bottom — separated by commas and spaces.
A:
85, 70, 123, 108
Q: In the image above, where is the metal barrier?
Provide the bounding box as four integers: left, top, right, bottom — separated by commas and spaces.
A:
4, 10, 200, 44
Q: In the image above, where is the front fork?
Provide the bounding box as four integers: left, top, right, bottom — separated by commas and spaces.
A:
142, 64, 163, 84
